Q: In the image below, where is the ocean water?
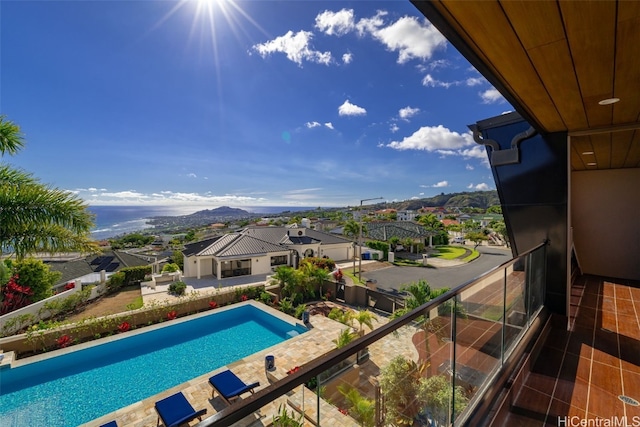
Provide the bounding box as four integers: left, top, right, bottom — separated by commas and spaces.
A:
88, 205, 317, 240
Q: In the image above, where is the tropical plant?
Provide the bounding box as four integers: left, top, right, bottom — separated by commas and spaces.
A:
338, 385, 375, 427
272, 404, 304, 427
328, 307, 353, 325
342, 220, 362, 241
278, 297, 295, 316
351, 310, 377, 336
391, 280, 450, 375
294, 303, 307, 320
419, 374, 469, 426
270, 266, 301, 297
379, 355, 429, 425
168, 281, 187, 296
11, 257, 61, 302
333, 328, 357, 349
161, 263, 180, 273
0, 117, 98, 259
465, 231, 488, 249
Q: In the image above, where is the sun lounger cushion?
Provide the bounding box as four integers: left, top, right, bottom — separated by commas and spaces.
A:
209, 370, 259, 404
99, 422, 117, 427
154, 392, 206, 427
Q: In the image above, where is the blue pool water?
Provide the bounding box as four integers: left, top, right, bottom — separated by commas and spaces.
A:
0, 303, 306, 427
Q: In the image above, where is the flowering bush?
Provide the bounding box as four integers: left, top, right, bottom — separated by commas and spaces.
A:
166, 310, 177, 320
286, 366, 301, 375
333, 269, 343, 282
64, 282, 75, 291
57, 335, 72, 348
118, 321, 131, 333
0, 274, 33, 315
241, 295, 248, 301
209, 301, 218, 309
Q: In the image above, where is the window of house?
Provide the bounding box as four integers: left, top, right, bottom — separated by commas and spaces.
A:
270, 255, 287, 266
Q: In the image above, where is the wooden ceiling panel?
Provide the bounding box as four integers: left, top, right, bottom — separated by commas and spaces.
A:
499, 1, 565, 49
590, 133, 612, 169
570, 135, 595, 171
528, 40, 587, 130
610, 131, 636, 169
419, 1, 639, 172
438, 0, 565, 131
613, 15, 640, 124
559, 1, 616, 128
501, 1, 587, 130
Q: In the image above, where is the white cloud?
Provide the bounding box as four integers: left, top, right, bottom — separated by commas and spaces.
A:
390, 123, 400, 133
398, 106, 420, 120
422, 74, 487, 89
187, 173, 197, 178
466, 164, 474, 170
422, 74, 452, 88
480, 88, 505, 104
468, 183, 491, 191
466, 77, 485, 86
342, 52, 353, 64
432, 181, 449, 188
252, 30, 332, 66
315, 9, 355, 36
370, 16, 447, 64
355, 10, 387, 36
305, 121, 321, 128
458, 144, 488, 160
338, 100, 367, 116
386, 125, 473, 153
324, 122, 334, 129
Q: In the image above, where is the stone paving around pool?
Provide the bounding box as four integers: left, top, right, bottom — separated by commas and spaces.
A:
83, 308, 344, 427
83, 302, 421, 427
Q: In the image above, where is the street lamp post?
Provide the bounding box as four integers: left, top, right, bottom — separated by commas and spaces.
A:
358, 197, 383, 281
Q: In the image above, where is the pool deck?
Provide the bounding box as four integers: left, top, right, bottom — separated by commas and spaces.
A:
84, 308, 354, 427
83, 299, 421, 427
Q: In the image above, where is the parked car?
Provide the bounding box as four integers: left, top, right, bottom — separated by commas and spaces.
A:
451, 237, 465, 244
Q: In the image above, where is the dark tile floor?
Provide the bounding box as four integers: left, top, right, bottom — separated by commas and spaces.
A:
502, 275, 640, 426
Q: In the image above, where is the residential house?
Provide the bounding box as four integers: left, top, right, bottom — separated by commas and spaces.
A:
396, 210, 417, 222
182, 225, 354, 280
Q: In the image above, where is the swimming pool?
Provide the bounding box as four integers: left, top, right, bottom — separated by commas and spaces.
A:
0, 302, 307, 427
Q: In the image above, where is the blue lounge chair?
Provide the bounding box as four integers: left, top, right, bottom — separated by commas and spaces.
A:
99, 422, 117, 427
208, 369, 260, 405
154, 391, 207, 427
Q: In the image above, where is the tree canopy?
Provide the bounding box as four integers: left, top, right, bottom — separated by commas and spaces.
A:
0, 116, 98, 258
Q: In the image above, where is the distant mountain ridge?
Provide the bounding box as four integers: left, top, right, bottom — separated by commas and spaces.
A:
377, 191, 500, 211
186, 206, 250, 218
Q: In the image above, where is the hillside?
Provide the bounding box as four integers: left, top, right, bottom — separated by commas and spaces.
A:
376, 191, 500, 211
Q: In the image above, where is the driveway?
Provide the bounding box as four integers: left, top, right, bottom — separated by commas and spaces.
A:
363, 246, 513, 292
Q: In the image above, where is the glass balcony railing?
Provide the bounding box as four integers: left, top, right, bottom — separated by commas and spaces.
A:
197, 242, 547, 427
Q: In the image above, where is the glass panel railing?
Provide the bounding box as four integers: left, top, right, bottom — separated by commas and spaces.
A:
199, 242, 548, 427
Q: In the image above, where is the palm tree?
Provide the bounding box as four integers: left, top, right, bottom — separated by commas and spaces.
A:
270, 266, 301, 299
0, 116, 98, 259
299, 261, 330, 298
333, 328, 357, 349
391, 280, 451, 375
351, 309, 377, 336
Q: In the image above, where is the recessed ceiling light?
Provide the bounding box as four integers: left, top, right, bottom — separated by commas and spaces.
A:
587, 162, 597, 166
598, 97, 620, 105
582, 151, 594, 155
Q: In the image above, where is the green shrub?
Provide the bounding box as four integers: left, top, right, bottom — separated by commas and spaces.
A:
120, 266, 152, 285
168, 281, 187, 296
161, 263, 179, 273
106, 272, 126, 293
12, 258, 61, 302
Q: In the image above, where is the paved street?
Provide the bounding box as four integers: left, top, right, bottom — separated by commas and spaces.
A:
363, 245, 513, 292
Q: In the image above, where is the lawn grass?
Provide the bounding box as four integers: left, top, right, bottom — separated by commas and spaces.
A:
343, 268, 365, 285
429, 246, 468, 259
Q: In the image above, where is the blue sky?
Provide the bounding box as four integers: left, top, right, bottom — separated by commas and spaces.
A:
1, 0, 512, 208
